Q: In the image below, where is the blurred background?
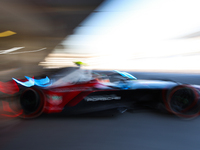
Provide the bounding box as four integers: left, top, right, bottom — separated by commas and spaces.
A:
1, 0, 200, 82
1, 1, 200, 150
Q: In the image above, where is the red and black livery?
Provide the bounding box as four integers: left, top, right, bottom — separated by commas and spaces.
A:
1, 67, 200, 119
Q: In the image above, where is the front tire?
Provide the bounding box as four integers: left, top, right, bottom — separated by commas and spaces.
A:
18, 87, 45, 119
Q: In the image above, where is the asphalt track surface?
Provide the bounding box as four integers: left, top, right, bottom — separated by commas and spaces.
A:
1, 71, 200, 150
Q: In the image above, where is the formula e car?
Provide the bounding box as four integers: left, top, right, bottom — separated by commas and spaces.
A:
1, 66, 200, 119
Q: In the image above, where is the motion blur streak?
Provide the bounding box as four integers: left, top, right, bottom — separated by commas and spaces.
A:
2, 101, 13, 113
0, 101, 23, 118
0, 30, 16, 37
40, 0, 200, 73
8, 47, 47, 55
1, 112, 22, 118
0, 47, 24, 54
0, 80, 19, 95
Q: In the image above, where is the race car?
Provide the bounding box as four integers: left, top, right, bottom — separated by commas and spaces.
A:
1, 66, 200, 119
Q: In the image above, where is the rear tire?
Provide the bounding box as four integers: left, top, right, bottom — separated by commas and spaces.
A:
167, 85, 200, 119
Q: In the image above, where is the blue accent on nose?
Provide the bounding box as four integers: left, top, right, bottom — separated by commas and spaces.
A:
25, 76, 51, 87
12, 78, 34, 87
13, 76, 51, 87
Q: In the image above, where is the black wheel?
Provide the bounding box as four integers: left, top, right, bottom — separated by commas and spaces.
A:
19, 88, 45, 118
167, 85, 200, 119
20, 89, 40, 114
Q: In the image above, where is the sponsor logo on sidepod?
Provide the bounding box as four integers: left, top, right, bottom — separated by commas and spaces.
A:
47, 95, 63, 105
85, 94, 121, 102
